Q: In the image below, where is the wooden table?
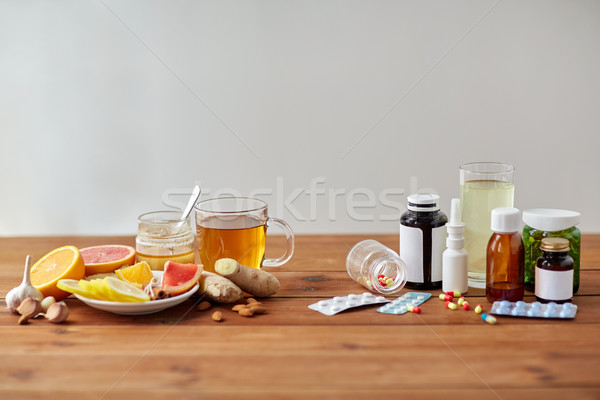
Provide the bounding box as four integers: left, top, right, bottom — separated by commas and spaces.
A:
1, 234, 599, 399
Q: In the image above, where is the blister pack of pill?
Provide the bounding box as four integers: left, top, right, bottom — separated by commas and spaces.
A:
490, 300, 577, 319
377, 292, 432, 315
308, 292, 390, 316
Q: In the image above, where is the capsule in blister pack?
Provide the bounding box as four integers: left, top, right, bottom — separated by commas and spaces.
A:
308, 292, 390, 316
490, 300, 577, 319
377, 292, 432, 315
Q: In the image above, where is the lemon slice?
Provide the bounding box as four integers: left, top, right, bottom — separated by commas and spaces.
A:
85, 279, 113, 301
57, 279, 95, 298
103, 277, 150, 302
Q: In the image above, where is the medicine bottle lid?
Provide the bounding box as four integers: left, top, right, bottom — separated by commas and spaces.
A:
490, 207, 521, 233
523, 209, 580, 232
407, 193, 440, 212
540, 237, 570, 252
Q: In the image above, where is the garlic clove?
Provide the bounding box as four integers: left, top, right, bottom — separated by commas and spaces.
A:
40, 296, 56, 313
45, 302, 69, 324
16, 297, 42, 324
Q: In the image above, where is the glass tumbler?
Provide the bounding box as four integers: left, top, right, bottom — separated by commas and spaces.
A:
460, 162, 514, 288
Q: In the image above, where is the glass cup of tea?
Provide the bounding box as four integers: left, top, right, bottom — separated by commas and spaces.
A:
195, 197, 295, 273
460, 162, 515, 288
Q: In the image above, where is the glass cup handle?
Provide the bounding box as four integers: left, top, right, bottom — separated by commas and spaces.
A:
262, 218, 295, 267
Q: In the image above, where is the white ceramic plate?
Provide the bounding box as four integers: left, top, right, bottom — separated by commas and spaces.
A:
74, 271, 200, 315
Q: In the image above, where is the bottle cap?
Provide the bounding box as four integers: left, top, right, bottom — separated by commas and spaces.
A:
540, 237, 570, 252
407, 193, 440, 212
490, 207, 521, 233
523, 209, 580, 232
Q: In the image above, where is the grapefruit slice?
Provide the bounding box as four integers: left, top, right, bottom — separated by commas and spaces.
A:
80, 245, 136, 275
30, 245, 86, 300
162, 261, 202, 296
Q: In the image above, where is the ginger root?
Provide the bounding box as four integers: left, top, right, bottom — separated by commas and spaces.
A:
214, 258, 280, 297
199, 271, 243, 303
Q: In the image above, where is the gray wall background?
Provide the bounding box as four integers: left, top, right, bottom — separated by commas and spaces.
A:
1, 1, 599, 235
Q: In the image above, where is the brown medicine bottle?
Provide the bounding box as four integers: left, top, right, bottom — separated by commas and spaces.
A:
535, 237, 574, 304
486, 207, 524, 302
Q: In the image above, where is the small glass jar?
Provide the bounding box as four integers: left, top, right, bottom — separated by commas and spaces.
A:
346, 240, 408, 295
535, 237, 574, 304
523, 209, 580, 293
136, 211, 195, 271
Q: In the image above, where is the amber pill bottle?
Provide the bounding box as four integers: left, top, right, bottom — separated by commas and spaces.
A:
535, 237, 574, 304
486, 207, 524, 303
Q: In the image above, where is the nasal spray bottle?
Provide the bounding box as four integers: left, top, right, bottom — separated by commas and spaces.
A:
442, 198, 468, 294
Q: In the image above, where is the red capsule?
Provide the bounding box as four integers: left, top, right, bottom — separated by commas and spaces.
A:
411, 306, 422, 314
444, 294, 454, 302
462, 302, 470, 311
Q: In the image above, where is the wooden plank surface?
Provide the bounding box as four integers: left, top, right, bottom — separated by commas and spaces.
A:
1, 235, 599, 399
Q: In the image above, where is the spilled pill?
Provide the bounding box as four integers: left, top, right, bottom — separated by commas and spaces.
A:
474, 304, 483, 314
481, 313, 497, 325
446, 302, 458, 310
446, 290, 461, 297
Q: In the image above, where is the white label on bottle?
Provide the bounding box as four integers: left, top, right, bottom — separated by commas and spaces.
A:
535, 267, 573, 301
400, 225, 423, 282
431, 225, 446, 282
399, 225, 446, 283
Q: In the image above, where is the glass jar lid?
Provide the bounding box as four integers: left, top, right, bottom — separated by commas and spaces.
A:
523, 209, 580, 232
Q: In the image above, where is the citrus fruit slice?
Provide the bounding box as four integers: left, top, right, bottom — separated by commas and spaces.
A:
162, 261, 202, 296
30, 245, 86, 300
103, 277, 150, 302
115, 261, 153, 289
85, 279, 114, 301
80, 245, 136, 275
57, 279, 93, 298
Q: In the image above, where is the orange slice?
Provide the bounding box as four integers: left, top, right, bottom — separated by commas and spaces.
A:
80, 245, 136, 275
30, 245, 86, 300
115, 261, 154, 289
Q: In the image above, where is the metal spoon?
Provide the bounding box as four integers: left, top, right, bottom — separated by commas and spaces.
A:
179, 185, 201, 222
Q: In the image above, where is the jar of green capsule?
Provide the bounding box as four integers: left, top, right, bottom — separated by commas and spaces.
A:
522, 209, 580, 294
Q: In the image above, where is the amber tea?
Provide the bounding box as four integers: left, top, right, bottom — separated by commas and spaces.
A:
198, 215, 266, 273
195, 197, 295, 273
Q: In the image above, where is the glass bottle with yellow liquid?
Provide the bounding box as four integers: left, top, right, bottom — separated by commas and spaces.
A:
136, 211, 195, 270
460, 162, 514, 288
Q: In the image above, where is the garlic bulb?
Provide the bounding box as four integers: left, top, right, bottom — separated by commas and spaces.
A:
5, 255, 44, 313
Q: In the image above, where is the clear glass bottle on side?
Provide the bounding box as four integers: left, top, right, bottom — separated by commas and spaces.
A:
346, 240, 408, 295
486, 207, 524, 303
535, 237, 574, 304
